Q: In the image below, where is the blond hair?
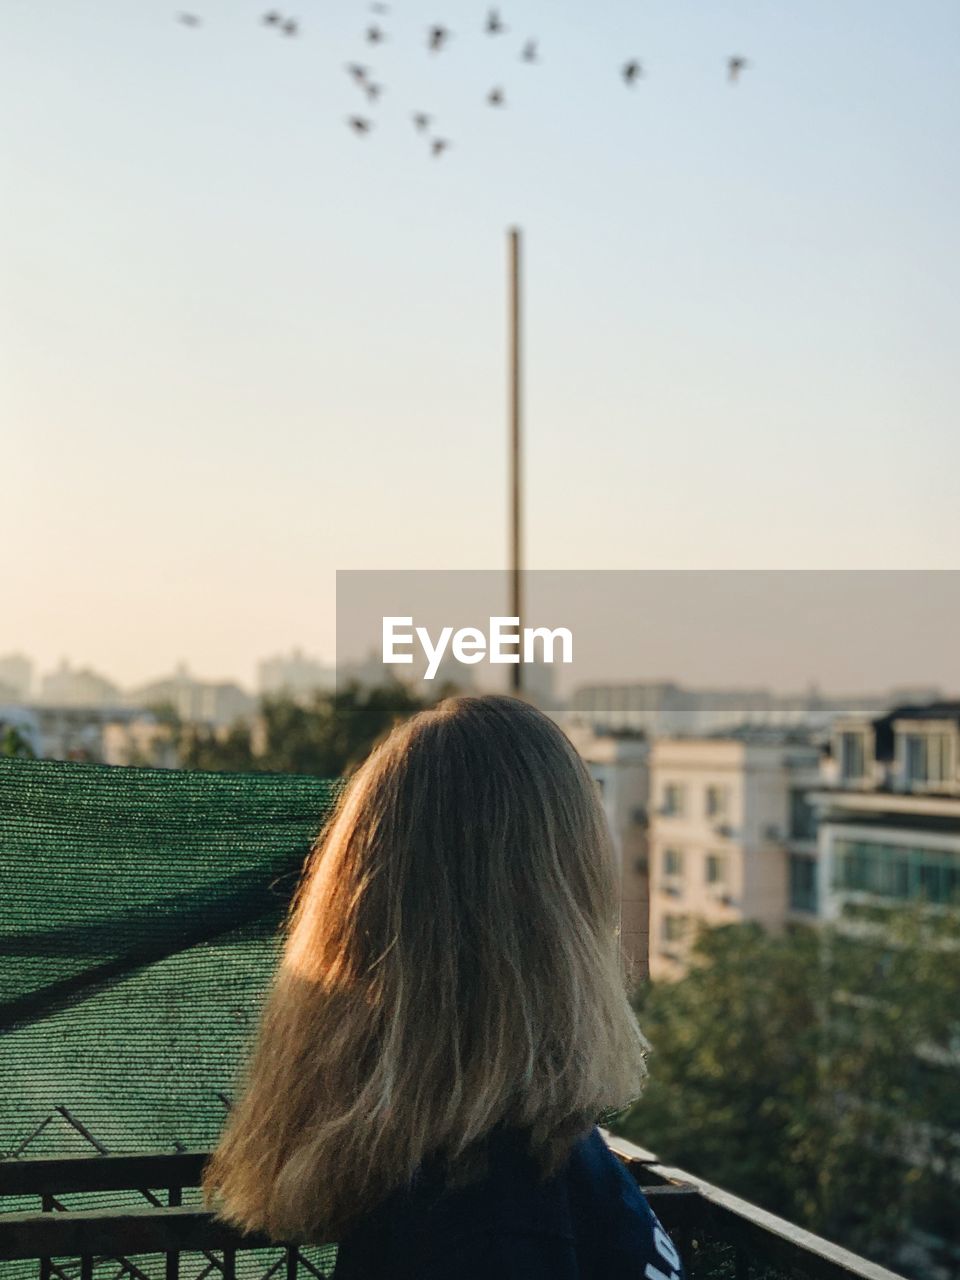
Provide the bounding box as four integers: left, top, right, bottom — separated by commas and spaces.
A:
202, 694, 647, 1242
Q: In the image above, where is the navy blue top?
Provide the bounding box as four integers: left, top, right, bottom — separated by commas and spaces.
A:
332, 1125, 685, 1280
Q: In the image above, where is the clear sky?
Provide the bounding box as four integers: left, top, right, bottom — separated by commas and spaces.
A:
2, 0, 959, 688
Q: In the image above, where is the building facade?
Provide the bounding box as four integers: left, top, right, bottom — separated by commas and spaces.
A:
813, 703, 960, 922
648, 735, 821, 978
565, 725, 650, 991
39, 660, 121, 708
257, 648, 335, 699
127, 663, 255, 728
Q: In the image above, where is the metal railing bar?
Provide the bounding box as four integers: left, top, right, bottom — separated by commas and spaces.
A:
0, 1152, 208, 1196
166, 1185, 182, 1280
8, 1115, 55, 1159
0, 1205, 282, 1262
648, 1163, 909, 1280
255, 1252, 285, 1280
291, 1250, 331, 1280
599, 1127, 660, 1164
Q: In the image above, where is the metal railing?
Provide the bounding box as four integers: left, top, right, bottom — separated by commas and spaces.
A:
0, 1134, 909, 1280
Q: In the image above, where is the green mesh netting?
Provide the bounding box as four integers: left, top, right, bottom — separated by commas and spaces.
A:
0, 756, 345, 1278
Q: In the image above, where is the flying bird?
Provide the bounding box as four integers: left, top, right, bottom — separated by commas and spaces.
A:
366, 25, 385, 43
412, 112, 432, 131
485, 8, 506, 35
728, 55, 749, 83
622, 59, 642, 85
370, 1, 390, 10
346, 62, 369, 82
347, 116, 373, 134
487, 87, 505, 107
281, 17, 298, 35
520, 39, 538, 63
262, 10, 281, 24
365, 81, 384, 101
431, 138, 451, 157
428, 25, 450, 52
177, 12, 202, 26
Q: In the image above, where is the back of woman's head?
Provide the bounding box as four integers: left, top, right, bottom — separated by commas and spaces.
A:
202, 694, 648, 1242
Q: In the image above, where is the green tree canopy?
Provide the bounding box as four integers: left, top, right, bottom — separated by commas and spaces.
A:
615, 908, 960, 1273
175, 680, 447, 776
0, 726, 36, 759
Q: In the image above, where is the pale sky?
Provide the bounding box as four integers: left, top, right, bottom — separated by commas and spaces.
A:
2, 0, 959, 689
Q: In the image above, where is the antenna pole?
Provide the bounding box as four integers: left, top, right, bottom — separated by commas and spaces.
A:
508, 227, 523, 693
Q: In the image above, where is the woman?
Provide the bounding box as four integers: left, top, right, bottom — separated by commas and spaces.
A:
203, 694, 684, 1279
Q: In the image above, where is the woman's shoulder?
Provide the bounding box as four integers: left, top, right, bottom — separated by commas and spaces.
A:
564, 1127, 685, 1277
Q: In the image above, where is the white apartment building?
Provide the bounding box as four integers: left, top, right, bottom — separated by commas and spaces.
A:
39, 660, 121, 708
127, 664, 255, 729
565, 725, 650, 990
0, 653, 33, 700
813, 702, 960, 922
257, 649, 335, 699
648, 735, 821, 979
101, 716, 180, 768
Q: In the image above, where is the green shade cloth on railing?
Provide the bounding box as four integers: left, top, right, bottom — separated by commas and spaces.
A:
1, 756, 344, 1277
0, 754, 342, 1158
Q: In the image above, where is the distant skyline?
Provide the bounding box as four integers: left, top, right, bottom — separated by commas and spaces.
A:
0, 643, 951, 705
6, 568, 960, 701
3, 1, 960, 687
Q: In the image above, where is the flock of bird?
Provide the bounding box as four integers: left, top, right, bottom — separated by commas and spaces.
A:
176, 8, 751, 158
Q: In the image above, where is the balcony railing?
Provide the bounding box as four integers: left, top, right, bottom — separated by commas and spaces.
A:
0, 1132, 908, 1280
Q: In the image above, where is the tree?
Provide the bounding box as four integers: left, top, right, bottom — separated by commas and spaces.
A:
175, 681, 446, 777
0, 726, 36, 759
613, 908, 960, 1272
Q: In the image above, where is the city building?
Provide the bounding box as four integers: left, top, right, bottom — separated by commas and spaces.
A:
30, 704, 144, 762
127, 663, 255, 729
257, 648, 335, 700
0, 653, 33, 700
101, 715, 180, 768
812, 702, 960, 922
39, 660, 121, 708
566, 725, 650, 989
811, 702, 960, 1276
569, 681, 938, 740
648, 733, 822, 979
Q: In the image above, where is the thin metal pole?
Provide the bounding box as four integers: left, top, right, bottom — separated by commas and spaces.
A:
508, 227, 523, 693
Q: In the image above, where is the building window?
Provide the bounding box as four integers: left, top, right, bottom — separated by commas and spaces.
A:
789, 854, 817, 913
705, 853, 727, 885
661, 913, 687, 944
705, 785, 729, 818
663, 848, 684, 878
789, 788, 817, 841
833, 839, 960, 906
904, 732, 953, 787
839, 731, 867, 781
662, 783, 685, 816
